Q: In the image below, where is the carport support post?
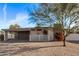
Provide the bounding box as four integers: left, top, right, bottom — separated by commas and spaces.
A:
30, 34, 31, 41
48, 29, 51, 41
30, 31, 32, 41
4, 31, 8, 41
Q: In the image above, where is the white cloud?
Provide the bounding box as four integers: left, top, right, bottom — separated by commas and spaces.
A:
3, 3, 7, 21
0, 13, 29, 29
6, 13, 29, 28
0, 12, 35, 30
0, 4, 35, 30
9, 13, 28, 24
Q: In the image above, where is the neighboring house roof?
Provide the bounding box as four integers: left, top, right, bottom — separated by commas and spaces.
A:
2, 27, 53, 32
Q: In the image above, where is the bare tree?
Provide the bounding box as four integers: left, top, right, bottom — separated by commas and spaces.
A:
29, 4, 55, 27
29, 3, 79, 46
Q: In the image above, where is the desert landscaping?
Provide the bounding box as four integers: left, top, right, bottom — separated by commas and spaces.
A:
0, 41, 79, 56
0, 3, 79, 56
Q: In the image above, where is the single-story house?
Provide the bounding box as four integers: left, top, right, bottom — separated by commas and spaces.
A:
2, 27, 63, 41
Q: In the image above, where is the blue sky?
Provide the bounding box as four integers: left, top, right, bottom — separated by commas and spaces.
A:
0, 3, 40, 30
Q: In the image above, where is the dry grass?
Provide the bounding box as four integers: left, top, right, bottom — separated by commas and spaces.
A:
0, 41, 79, 56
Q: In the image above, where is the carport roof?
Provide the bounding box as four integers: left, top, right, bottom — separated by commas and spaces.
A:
2, 27, 53, 32
2, 28, 31, 32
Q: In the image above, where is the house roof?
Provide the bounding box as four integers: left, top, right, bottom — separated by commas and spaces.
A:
2, 27, 53, 32
2, 28, 31, 32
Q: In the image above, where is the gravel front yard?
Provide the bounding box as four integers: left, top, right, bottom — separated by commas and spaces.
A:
0, 41, 79, 56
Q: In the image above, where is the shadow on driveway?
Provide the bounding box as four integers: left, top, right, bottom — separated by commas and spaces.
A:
10, 45, 63, 55
67, 40, 79, 44
2, 39, 54, 43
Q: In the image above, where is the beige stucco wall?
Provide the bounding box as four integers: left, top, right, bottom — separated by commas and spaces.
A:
30, 30, 43, 41
30, 30, 43, 35
30, 29, 54, 41
48, 29, 54, 41
4, 31, 8, 41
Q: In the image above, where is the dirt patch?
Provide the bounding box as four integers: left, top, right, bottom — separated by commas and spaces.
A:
0, 42, 79, 56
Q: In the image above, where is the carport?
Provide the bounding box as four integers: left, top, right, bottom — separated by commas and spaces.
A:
2, 28, 31, 41
16, 31, 30, 41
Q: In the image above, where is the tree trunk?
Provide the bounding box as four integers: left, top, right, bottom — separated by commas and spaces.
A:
63, 32, 66, 47
63, 36, 66, 46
